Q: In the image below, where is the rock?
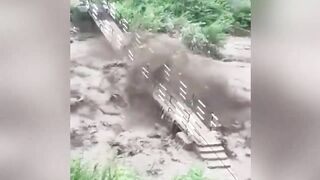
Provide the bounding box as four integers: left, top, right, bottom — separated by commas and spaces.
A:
128, 149, 141, 157
171, 158, 181, 162
101, 121, 111, 127
109, 141, 120, 147
109, 93, 127, 108
147, 132, 161, 139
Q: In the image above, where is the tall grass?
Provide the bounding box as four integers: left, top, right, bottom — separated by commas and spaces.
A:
71, 159, 140, 180
71, 159, 211, 180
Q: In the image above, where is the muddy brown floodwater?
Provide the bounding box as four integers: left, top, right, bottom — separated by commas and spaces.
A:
70, 25, 251, 180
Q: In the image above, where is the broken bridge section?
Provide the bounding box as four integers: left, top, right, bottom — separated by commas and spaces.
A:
77, 1, 240, 180
82, 0, 129, 50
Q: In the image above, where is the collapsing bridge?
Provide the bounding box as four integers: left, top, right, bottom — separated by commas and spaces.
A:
76, 1, 240, 179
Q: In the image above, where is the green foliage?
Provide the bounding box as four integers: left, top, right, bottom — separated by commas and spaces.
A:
174, 168, 209, 180
111, 0, 250, 51
228, 0, 251, 29
71, 159, 216, 180
69, 0, 247, 57
181, 23, 223, 58
181, 23, 208, 51
202, 23, 226, 46
71, 159, 140, 180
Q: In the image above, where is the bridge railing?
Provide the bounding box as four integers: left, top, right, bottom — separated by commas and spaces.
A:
148, 63, 222, 131
87, 0, 130, 32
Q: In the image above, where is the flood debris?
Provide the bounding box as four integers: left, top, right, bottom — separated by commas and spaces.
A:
109, 93, 127, 108
70, 91, 85, 107
147, 132, 162, 139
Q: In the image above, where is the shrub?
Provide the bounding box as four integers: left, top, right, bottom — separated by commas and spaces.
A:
181, 23, 208, 52
202, 23, 227, 46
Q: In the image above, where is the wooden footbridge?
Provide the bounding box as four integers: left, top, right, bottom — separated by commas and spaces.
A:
76, 1, 239, 179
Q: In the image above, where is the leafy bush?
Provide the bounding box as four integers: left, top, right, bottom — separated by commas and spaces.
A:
228, 0, 251, 29
202, 23, 227, 46
181, 23, 208, 52
181, 23, 224, 58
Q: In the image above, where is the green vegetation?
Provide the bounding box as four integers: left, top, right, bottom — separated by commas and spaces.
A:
174, 168, 210, 180
71, 159, 140, 180
71, 0, 250, 57
111, 0, 250, 49
71, 159, 210, 180
229, 0, 251, 29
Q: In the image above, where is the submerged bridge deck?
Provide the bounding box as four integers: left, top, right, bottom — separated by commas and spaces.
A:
153, 87, 238, 180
